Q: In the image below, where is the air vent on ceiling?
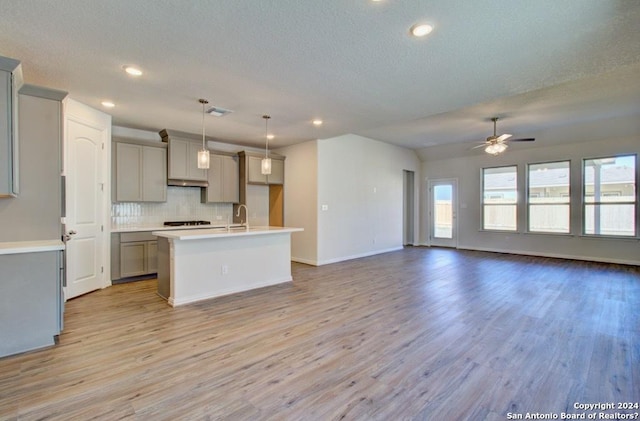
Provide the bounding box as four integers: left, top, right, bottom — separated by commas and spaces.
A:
206, 106, 233, 117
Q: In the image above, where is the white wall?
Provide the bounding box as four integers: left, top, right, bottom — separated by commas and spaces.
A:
316, 134, 421, 265
245, 184, 269, 227
278, 140, 318, 264
421, 115, 640, 265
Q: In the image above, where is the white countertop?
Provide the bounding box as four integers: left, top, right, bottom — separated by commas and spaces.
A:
0, 240, 65, 255
152, 226, 303, 241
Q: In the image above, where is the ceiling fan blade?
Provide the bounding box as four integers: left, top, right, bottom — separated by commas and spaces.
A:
509, 138, 535, 142
471, 143, 488, 149
496, 134, 512, 142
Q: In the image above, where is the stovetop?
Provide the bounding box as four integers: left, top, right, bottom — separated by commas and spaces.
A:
163, 220, 211, 227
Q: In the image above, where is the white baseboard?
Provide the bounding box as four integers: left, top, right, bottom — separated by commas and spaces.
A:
458, 245, 640, 266
298, 245, 639, 267
291, 257, 319, 266
316, 246, 403, 266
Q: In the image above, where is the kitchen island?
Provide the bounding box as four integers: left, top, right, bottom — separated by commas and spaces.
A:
152, 226, 303, 306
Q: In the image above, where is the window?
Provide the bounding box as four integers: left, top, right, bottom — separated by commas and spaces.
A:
528, 161, 570, 233
583, 155, 636, 237
483, 166, 517, 231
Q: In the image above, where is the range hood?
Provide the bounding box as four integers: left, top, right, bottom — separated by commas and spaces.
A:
167, 179, 208, 188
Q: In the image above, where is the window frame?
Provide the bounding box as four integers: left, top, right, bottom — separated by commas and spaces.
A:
482, 165, 518, 232
526, 160, 571, 234
581, 154, 637, 238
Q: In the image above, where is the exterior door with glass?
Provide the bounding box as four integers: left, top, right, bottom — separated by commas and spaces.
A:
429, 179, 458, 247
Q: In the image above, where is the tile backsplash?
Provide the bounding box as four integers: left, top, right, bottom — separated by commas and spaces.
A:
111, 187, 233, 228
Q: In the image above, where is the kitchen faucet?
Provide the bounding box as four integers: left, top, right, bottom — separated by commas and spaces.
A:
236, 204, 249, 229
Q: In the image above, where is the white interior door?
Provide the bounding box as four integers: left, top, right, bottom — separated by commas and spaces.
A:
64, 99, 111, 299
429, 178, 458, 248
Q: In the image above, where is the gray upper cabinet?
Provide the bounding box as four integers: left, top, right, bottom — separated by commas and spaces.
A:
268, 158, 285, 185
159, 129, 208, 183
247, 155, 268, 184
0, 56, 23, 198
142, 146, 167, 201
115, 143, 142, 201
114, 141, 167, 202
202, 153, 239, 203
243, 152, 285, 185
168, 137, 207, 181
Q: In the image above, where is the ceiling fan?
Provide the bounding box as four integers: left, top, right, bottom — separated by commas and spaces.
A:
475, 117, 535, 155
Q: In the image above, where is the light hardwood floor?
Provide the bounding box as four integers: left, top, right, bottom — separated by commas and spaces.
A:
1, 247, 639, 420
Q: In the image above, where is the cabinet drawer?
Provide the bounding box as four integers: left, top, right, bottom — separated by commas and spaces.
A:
120, 232, 156, 242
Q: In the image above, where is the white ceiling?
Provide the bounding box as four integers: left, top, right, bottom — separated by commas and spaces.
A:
1, 1, 639, 154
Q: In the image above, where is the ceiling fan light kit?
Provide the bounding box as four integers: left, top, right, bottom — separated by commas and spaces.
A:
485, 142, 508, 155
480, 117, 535, 155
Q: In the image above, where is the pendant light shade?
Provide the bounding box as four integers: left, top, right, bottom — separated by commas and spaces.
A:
261, 115, 272, 175
261, 157, 272, 174
198, 98, 210, 169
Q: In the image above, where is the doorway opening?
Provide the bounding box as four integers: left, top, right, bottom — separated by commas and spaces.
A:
428, 178, 458, 248
403, 170, 415, 245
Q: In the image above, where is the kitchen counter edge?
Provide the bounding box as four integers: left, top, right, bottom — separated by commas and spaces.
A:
0, 240, 65, 255
152, 226, 303, 241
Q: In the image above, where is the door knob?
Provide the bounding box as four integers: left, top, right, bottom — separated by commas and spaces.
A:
64, 230, 77, 242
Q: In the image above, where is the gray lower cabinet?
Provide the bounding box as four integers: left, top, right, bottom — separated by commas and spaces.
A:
114, 141, 167, 202
0, 250, 63, 358
112, 232, 158, 280
201, 153, 239, 203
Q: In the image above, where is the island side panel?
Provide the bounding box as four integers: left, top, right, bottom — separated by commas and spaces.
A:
156, 237, 171, 300
170, 232, 292, 306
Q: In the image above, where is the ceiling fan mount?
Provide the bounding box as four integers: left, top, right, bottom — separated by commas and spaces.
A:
475, 117, 535, 155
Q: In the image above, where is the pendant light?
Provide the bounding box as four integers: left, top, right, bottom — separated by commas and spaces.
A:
261, 115, 272, 175
197, 98, 210, 169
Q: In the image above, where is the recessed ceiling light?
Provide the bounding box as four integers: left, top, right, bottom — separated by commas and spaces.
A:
123, 65, 143, 77
101, 101, 115, 108
312, 119, 323, 126
267, 134, 275, 140
410, 23, 433, 37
